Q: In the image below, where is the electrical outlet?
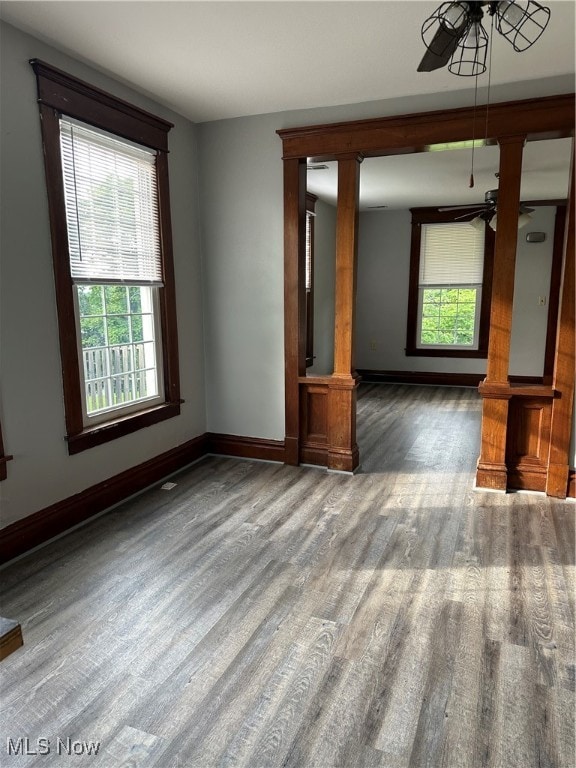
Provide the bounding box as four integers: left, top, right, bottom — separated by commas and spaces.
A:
538, 296, 547, 306
369, 340, 377, 351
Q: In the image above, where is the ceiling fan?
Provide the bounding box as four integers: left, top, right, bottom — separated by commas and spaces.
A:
417, 1, 551, 76
440, 188, 535, 229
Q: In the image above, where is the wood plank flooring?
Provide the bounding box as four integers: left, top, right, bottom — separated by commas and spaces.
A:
0, 384, 574, 767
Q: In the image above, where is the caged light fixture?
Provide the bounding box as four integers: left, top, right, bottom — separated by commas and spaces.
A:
417, 1, 551, 76
417, 1, 552, 188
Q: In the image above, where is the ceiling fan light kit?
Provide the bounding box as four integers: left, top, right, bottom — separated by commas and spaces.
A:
417, 2, 552, 221
495, 0, 551, 52
487, 211, 533, 231
418, 1, 552, 75
449, 18, 489, 76
469, 215, 487, 231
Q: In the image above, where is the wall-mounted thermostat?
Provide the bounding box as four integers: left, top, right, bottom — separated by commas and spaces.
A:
526, 232, 546, 243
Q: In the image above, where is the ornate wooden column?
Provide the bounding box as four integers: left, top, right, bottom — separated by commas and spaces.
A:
476, 135, 525, 490
327, 153, 362, 471
546, 146, 575, 498
283, 157, 306, 465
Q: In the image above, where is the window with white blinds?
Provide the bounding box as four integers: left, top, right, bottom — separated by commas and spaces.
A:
419, 222, 484, 285
58, 117, 165, 424
33, 60, 180, 452
60, 118, 162, 285
417, 221, 485, 350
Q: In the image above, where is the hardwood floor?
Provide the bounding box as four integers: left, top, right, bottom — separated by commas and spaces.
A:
0, 384, 574, 767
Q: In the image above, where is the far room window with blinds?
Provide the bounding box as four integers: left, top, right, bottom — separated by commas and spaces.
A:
60, 118, 164, 423
417, 222, 485, 349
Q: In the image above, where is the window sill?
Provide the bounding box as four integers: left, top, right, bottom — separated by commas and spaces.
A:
66, 401, 182, 455
405, 346, 488, 359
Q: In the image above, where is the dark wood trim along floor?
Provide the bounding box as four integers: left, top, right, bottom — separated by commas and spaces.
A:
357, 369, 544, 387
0, 433, 287, 564
206, 433, 286, 463
0, 435, 208, 564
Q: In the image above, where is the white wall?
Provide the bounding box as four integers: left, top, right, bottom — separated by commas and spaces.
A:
509, 206, 557, 376
0, 22, 206, 527
308, 200, 336, 376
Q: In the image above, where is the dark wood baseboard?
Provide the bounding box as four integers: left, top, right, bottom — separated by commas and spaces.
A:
207, 433, 286, 463
358, 369, 483, 386
0, 434, 208, 564
0, 431, 287, 564
357, 369, 544, 388
300, 444, 329, 467
507, 468, 547, 493
569, 470, 576, 499
0, 617, 23, 660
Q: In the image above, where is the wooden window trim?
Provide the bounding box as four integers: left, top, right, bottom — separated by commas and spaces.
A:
31, 60, 182, 455
305, 192, 317, 367
406, 207, 495, 359
0, 421, 13, 482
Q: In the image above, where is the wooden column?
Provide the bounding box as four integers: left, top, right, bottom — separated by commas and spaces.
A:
477, 136, 525, 490
283, 157, 306, 465
328, 154, 362, 472
546, 144, 575, 498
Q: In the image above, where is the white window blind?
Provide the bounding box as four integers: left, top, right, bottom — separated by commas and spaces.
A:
60, 118, 162, 285
419, 222, 484, 285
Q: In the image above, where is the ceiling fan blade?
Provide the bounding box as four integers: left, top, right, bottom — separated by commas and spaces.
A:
438, 203, 488, 212
453, 208, 485, 221
417, 19, 468, 72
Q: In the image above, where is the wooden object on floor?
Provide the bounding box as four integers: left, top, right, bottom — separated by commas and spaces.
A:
0, 616, 23, 661
1, 384, 573, 767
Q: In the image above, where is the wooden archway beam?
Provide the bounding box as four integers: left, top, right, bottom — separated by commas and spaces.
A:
278, 94, 574, 160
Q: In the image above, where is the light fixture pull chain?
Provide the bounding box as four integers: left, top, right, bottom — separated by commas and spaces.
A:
469, 73, 479, 188
484, 12, 495, 142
